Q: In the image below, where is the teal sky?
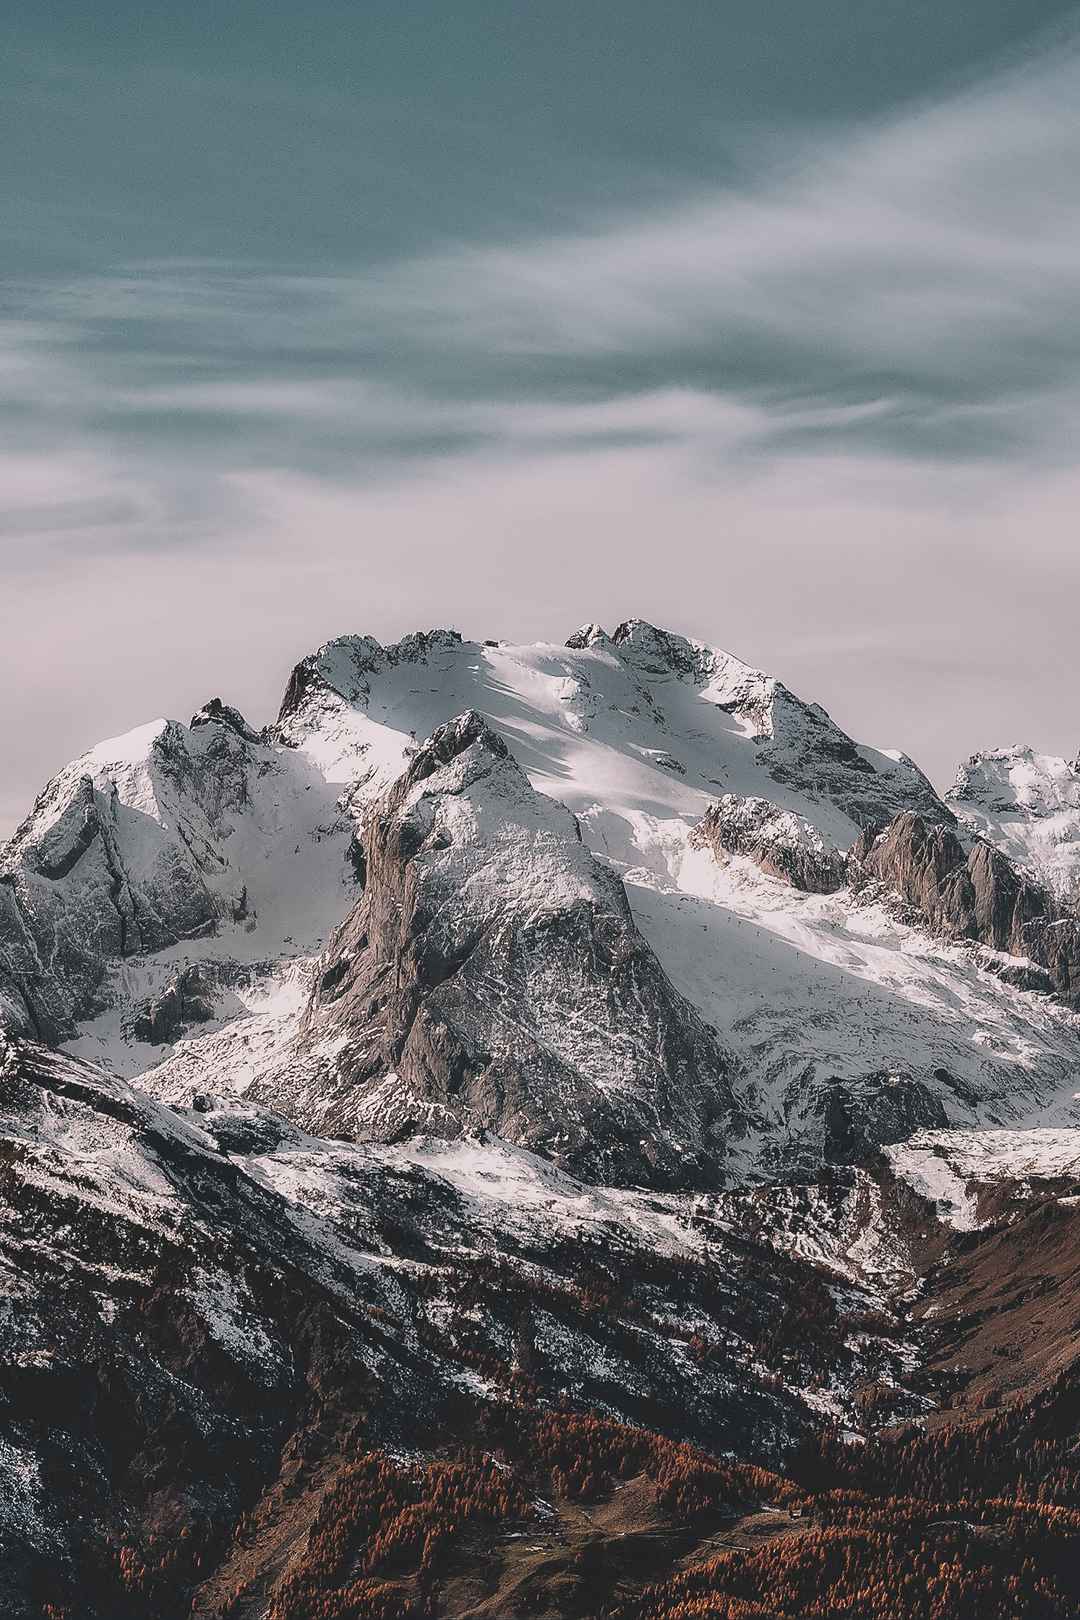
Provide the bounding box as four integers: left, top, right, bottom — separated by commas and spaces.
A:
4, 3, 1080, 830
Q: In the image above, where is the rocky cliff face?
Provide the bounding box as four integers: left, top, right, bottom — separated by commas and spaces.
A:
947, 745, 1080, 902
851, 810, 1080, 1004
0, 707, 353, 1050
0, 728, 223, 1041
255, 711, 749, 1187
689, 794, 848, 894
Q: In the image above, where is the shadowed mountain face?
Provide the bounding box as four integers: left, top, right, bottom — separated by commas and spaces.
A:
4, 619, 1080, 1177
852, 810, 1080, 1004
6, 1033, 1080, 1620
5, 620, 1080, 1615
256, 711, 747, 1186
0, 1033, 933, 1619
0, 711, 351, 1045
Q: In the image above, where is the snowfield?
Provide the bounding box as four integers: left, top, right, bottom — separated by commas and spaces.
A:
4, 616, 1080, 1192
887, 1127, 1080, 1229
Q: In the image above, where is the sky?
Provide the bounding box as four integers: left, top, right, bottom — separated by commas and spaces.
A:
4, 2, 1080, 833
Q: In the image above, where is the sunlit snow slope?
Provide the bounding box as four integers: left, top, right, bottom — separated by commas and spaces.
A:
4, 618, 1080, 1178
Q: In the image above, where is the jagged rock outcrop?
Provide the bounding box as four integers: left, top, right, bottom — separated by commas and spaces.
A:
690, 794, 848, 894
189, 696, 262, 742
851, 810, 1080, 1004
0, 760, 218, 1040
603, 619, 949, 836
262, 711, 748, 1187
947, 745, 1080, 902
816, 1069, 950, 1164
276, 628, 464, 732
0, 709, 351, 1042
124, 966, 216, 1045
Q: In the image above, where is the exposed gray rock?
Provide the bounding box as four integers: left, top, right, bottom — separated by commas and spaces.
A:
276, 627, 463, 729
851, 810, 1080, 1004
0, 714, 350, 1043
189, 696, 262, 742
599, 619, 951, 835
946, 745, 1080, 904
975, 949, 1055, 995
690, 794, 848, 894
125, 968, 216, 1045
260, 711, 749, 1188
817, 1070, 950, 1164
0, 764, 218, 1040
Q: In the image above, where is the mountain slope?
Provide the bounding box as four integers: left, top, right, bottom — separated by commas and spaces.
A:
7, 617, 1080, 1614
248, 710, 748, 1186
0, 1030, 923, 1619
948, 745, 1080, 902
0, 702, 354, 1057
273, 619, 947, 859
5, 1030, 1080, 1619
6, 618, 1080, 1179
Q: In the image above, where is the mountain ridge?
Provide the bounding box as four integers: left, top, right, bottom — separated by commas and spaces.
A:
6, 617, 1080, 1615
5, 617, 1080, 1180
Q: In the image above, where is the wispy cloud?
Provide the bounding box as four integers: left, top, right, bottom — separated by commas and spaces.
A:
7, 38, 1080, 499
3, 30, 1080, 828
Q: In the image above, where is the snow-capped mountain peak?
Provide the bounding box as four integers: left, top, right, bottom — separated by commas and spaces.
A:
5, 616, 1080, 1189
947, 744, 1080, 901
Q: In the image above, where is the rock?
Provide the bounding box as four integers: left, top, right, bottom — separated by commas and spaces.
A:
947, 745, 1080, 902
851, 810, 1080, 1005
125, 969, 215, 1045
601, 619, 949, 834
565, 622, 613, 650
189, 696, 262, 742
818, 1070, 950, 1163
690, 794, 848, 894
0, 1035, 912, 1619
257, 711, 748, 1188
276, 628, 463, 729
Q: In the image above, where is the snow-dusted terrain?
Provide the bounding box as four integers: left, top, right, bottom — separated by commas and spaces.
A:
887, 1126, 1080, 1230
6, 617, 1080, 1614
948, 745, 1080, 903
5, 617, 1080, 1185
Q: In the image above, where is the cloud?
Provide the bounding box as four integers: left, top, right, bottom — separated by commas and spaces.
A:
350, 37, 1080, 453
3, 30, 1080, 831
9, 31, 1080, 474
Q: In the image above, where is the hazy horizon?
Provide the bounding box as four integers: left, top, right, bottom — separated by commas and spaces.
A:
6, 2, 1080, 832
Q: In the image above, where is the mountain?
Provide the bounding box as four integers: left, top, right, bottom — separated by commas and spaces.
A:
948, 744, 1080, 902
0, 704, 353, 1047
5, 617, 1080, 1616
0, 1028, 932, 1616
248, 710, 747, 1187
8, 617, 1076, 1175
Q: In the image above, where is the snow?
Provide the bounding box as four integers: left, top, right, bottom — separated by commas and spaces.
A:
184, 1267, 287, 1378
948, 746, 1080, 901
237, 1129, 710, 1264
71, 959, 312, 1087
3, 615, 1079, 1192
628, 837, 1080, 1165
887, 1127, 1080, 1229
278, 626, 933, 858
0, 1437, 54, 1551
242, 623, 1080, 1164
